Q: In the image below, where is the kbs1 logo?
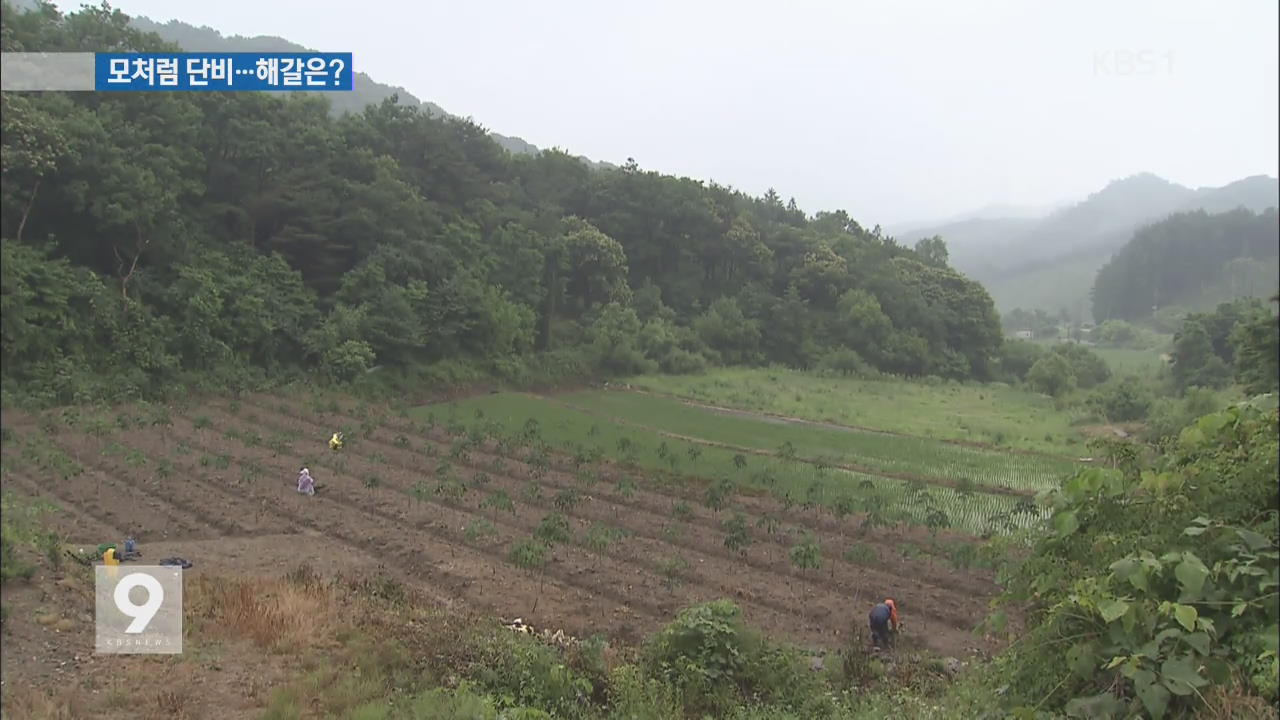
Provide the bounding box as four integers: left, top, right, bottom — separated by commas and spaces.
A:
95, 565, 184, 654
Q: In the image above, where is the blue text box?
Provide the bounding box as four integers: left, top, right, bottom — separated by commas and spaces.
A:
94, 52, 353, 91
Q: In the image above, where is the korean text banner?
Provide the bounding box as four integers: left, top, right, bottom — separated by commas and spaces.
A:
94, 53, 353, 91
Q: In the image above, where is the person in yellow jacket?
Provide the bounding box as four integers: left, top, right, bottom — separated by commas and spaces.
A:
329, 432, 344, 451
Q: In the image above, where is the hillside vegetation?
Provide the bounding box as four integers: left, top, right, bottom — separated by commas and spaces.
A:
2, 3, 1279, 719
1, 2, 1004, 409
1091, 207, 1279, 322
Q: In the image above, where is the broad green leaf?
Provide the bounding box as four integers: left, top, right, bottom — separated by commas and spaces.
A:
1110, 557, 1137, 577
1134, 673, 1170, 719
1098, 598, 1130, 623
1175, 553, 1210, 599
1064, 692, 1127, 719
1053, 510, 1079, 538
1067, 642, 1097, 678
1160, 655, 1208, 696
1104, 655, 1128, 670
1173, 604, 1198, 632
1203, 657, 1232, 683
1109, 557, 1150, 591
1235, 528, 1271, 551
1231, 602, 1249, 618
1182, 525, 1207, 536
1183, 631, 1210, 656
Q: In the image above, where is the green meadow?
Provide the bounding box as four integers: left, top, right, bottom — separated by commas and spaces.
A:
618, 367, 1089, 455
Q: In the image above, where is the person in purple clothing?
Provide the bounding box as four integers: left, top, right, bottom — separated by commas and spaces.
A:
297, 467, 315, 496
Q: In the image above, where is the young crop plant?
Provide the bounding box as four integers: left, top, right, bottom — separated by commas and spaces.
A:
535, 512, 573, 545
470, 471, 492, 489
703, 477, 735, 515
614, 475, 637, 500
522, 479, 542, 502
509, 538, 549, 613
582, 524, 628, 555
722, 512, 753, 559
803, 481, 823, 512
410, 479, 430, 509
464, 519, 496, 543
660, 554, 688, 593
789, 533, 822, 600
554, 487, 584, 513
672, 501, 693, 522
575, 469, 599, 488
480, 490, 516, 516
686, 444, 702, 466
520, 417, 540, 443
434, 479, 466, 502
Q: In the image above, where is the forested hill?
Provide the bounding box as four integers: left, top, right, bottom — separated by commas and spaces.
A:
0, 2, 1002, 407
1091, 207, 1280, 321
4, 0, 609, 168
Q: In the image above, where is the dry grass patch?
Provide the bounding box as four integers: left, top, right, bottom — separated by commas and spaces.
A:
0, 686, 85, 720
187, 571, 340, 654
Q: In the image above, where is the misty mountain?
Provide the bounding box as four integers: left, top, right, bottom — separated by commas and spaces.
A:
898, 172, 1280, 317
885, 201, 1064, 238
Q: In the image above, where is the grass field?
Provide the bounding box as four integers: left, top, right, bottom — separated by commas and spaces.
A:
552, 390, 1079, 492
416, 391, 1052, 536
616, 368, 1088, 455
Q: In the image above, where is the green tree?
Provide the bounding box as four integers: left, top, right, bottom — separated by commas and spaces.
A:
1026, 353, 1076, 397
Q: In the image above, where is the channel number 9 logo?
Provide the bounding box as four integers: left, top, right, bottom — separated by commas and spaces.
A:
114, 571, 165, 633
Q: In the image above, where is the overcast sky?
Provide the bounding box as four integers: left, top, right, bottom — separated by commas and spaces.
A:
105, 0, 1279, 227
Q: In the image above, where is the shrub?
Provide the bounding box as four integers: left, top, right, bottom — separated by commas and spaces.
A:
642, 600, 828, 716
1087, 376, 1155, 422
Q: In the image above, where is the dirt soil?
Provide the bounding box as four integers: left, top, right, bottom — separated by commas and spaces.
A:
1, 394, 1017, 714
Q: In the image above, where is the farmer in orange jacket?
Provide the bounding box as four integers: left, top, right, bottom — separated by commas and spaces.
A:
869, 598, 900, 649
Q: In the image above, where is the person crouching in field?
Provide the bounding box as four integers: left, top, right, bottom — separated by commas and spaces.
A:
297, 467, 315, 496
868, 598, 900, 650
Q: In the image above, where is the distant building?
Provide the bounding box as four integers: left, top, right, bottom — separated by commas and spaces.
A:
1014, 330, 1034, 339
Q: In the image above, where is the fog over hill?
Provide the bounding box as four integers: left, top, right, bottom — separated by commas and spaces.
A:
896, 173, 1280, 317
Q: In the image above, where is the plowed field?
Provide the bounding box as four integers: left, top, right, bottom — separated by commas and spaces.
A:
0, 393, 1013, 658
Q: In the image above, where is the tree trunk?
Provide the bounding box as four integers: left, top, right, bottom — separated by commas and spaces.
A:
114, 224, 150, 308
16, 179, 39, 243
